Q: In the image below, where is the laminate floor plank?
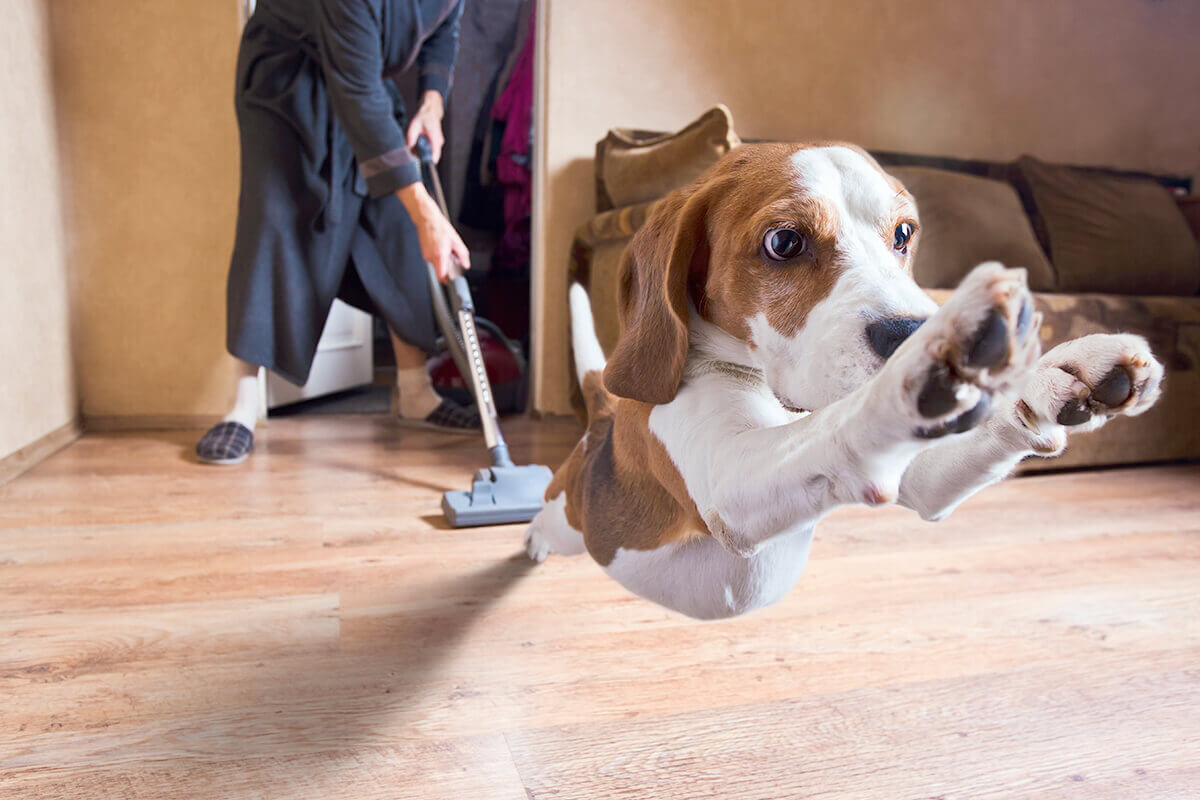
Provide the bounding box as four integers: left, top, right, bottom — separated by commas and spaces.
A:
1, 416, 1197, 799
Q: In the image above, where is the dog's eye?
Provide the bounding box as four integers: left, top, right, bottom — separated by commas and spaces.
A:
764, 228, 806, 261
893, 222, 914, 253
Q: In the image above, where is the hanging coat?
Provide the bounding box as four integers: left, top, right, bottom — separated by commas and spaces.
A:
226, 0, 463, 385
489, 4, 535, 276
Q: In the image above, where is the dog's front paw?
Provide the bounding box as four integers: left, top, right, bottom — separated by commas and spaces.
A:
888, 262, 1041, 438
1012, 333, 1164, 454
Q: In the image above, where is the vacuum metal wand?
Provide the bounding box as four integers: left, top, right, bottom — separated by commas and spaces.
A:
447, 269, 512, 465
414, 137, 512, 469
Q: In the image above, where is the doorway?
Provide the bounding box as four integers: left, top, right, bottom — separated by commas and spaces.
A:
264, 0, 538, 419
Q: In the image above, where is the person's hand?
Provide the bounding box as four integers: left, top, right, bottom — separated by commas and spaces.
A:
397, 182, 470, 282
405, 90, 446, 163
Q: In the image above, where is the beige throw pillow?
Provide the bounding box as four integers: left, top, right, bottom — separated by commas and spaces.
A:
1012, 155, 1200, 296
889, 166, 1057, 291
598, 105, 741, 209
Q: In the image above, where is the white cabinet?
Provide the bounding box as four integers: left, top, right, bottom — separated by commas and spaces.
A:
266, 300, 374, 409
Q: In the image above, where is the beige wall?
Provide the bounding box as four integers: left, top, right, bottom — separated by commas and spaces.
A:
50, 0, 245, 424
533, 0, 1200, 414
0, 0, 77, 459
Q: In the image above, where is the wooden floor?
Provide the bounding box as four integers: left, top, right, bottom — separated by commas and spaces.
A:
2, 415, 1199, 800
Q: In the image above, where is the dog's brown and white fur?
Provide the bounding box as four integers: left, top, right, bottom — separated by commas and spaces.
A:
526, 143, 1164, 620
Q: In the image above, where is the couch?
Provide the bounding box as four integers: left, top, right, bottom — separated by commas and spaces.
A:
567, 106, 1200, 471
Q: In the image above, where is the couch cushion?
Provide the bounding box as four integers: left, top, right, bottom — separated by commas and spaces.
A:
596, 105, 740, 210
889, 166, 1056, 291
1013, 155, 1200, 296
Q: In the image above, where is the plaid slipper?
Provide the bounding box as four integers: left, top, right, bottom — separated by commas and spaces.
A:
396, 398, 481, 434
195, 421, 254, 465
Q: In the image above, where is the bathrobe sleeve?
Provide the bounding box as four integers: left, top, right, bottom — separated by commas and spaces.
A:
418, 0, 463, 100
315, 0, 420, 197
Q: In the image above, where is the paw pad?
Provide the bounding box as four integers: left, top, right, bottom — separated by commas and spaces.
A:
1055, 365, 1135, 426
1055, 396, 1093, 426
1092, 366, 1133, 407
965, 308, 1011, 369
918, 394, 992, 439
917, 364, 961, 419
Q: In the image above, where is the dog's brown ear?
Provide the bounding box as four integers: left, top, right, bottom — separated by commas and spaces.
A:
603, 186, 712, 404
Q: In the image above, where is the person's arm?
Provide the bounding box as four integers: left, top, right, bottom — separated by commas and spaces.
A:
405, 1, 463, 163
314, 0, 468, 280
418, 0, 463, 102
397, 181, 471, 283
315, 0, 419, 197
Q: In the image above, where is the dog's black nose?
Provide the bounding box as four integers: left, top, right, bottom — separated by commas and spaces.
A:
866, 317, 926, 359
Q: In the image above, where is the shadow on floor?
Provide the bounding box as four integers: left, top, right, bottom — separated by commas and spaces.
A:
194, 552, 537, 758
269, 385, 393, 416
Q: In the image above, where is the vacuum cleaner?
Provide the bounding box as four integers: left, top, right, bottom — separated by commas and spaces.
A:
413, 136, 553, 527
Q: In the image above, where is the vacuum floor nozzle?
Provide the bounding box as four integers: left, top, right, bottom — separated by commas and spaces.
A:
442, 464, 554, 527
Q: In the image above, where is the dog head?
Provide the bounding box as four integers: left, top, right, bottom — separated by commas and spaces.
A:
603, 142, 939, 410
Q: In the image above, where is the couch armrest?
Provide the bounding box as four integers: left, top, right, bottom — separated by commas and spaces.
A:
567, 200, 658, 287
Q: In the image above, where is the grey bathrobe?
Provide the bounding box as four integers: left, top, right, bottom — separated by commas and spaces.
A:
227, 0, 463, 385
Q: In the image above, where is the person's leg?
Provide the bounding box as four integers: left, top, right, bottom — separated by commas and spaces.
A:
390, 328, 443, 420
390, 327, 480, 430
391, 330, 429, 370
224, 358, 264, 430
200, 30, 317, 465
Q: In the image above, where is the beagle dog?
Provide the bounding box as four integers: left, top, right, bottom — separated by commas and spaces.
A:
526, 143, 1164, 620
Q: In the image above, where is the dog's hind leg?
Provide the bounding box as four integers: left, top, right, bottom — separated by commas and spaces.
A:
524, 493, 586, 562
